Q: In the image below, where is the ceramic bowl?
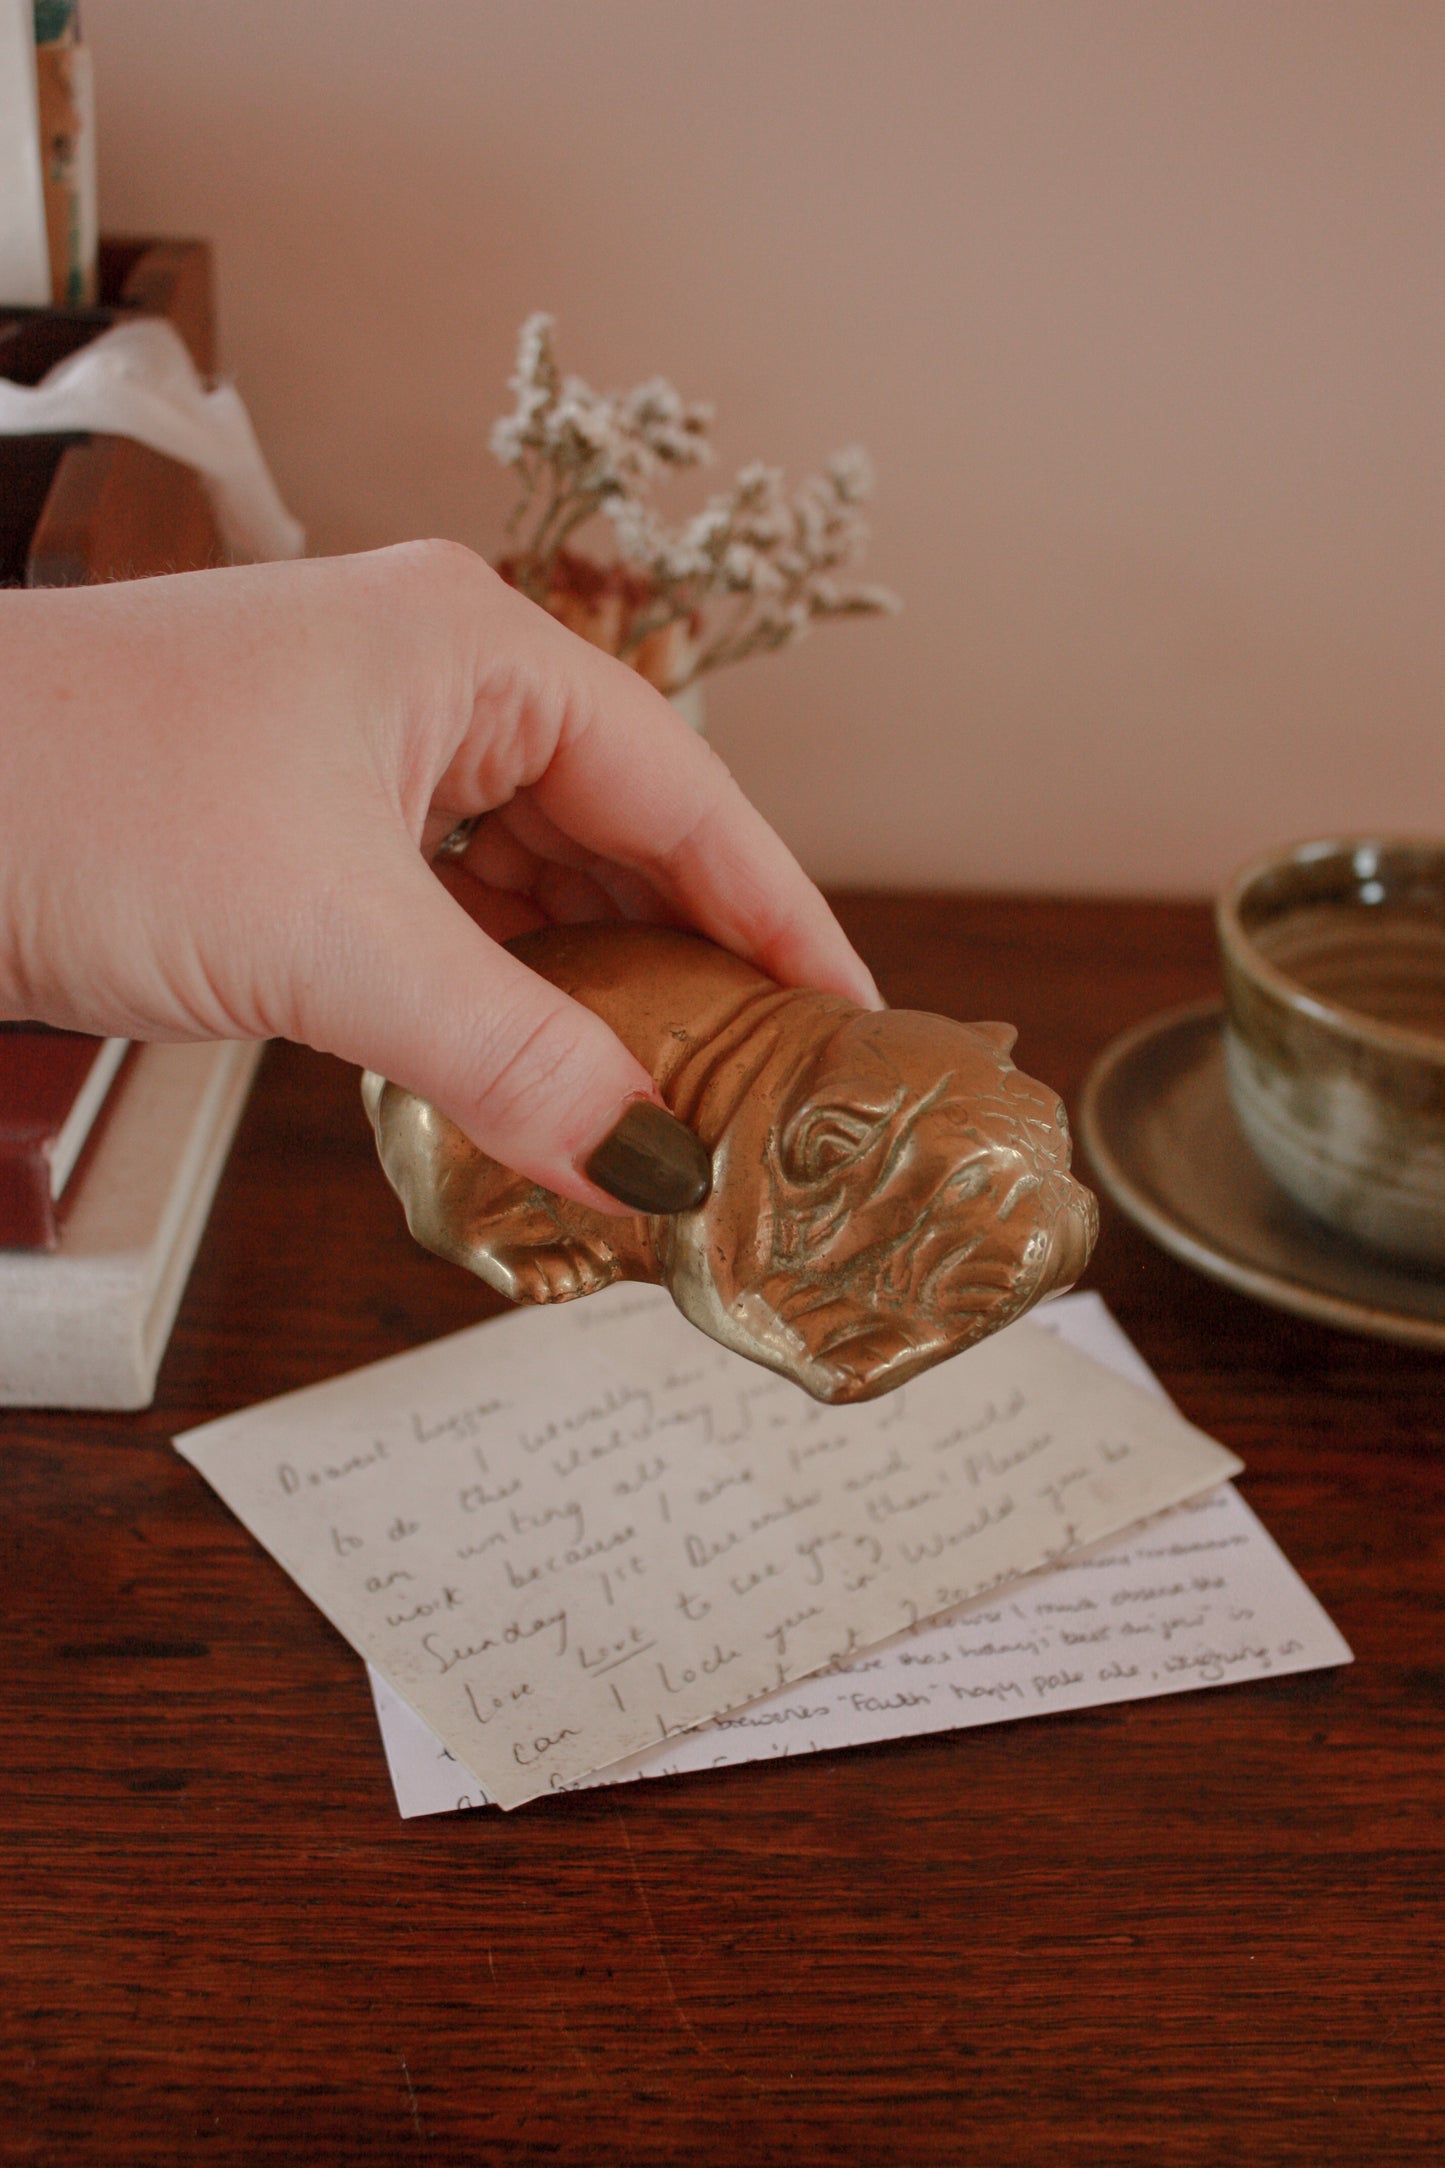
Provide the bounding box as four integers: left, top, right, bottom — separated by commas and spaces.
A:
1217, 838, 1445, 1268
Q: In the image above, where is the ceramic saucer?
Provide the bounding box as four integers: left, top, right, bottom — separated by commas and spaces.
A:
1078, 1001, 1445, 1350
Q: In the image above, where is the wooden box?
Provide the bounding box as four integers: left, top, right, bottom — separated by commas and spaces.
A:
0, 235, 223, 587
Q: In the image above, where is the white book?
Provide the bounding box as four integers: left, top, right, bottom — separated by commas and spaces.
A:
0, 1039, 262, 1410
49, 1035, 130, 1199
0, 0, 49, 307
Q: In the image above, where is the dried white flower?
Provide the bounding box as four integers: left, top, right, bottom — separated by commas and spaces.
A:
490, 313, 559, 468
492, 315, 897, 686
827, 445, 873, 504
619, 376, 713, 470
601, 494, 668, 564
515, 311, 555, 386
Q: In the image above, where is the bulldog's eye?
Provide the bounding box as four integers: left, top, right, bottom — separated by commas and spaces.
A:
781, 1105, 882, 1184
947, 1159, 993, 1202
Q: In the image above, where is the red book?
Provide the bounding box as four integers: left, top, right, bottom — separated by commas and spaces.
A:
0, 1026, 131, 1249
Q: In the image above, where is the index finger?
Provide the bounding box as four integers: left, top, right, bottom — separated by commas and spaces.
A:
447, 576, 885, 1009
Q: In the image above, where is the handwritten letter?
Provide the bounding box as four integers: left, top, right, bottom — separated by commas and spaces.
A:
367, 1297, 1351, 1817
176, 1286, 1240, 1807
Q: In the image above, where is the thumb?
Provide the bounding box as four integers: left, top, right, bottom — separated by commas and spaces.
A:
290, 844, 710, 1216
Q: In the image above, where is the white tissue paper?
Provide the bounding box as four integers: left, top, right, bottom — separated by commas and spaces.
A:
0, 317, 304, 562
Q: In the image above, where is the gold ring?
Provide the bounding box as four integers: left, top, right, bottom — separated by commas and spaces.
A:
433, 816, 481, 863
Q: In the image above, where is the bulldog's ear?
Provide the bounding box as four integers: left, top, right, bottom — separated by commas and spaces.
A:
967, 1021, 1018, 1058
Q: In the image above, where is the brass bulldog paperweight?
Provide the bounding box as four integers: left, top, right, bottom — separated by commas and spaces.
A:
364, 926, 1097, 1403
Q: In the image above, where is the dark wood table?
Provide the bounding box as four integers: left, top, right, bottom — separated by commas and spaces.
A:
3, 895, 1441, 2165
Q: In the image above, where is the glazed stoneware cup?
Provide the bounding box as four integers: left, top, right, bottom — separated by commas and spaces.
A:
1217, 839, 1445, 1268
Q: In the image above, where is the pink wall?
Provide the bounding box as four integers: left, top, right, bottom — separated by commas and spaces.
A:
83, 0, 1445, 896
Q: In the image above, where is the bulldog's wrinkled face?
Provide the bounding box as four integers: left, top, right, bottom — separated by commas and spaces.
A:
665, 1005, 1097, 1403
367, 974, 1097, 1405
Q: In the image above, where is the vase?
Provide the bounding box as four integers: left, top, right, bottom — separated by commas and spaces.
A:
669, 682, 706, 734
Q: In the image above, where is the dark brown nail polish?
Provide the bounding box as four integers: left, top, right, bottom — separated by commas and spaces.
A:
585, 1102, 712, 1214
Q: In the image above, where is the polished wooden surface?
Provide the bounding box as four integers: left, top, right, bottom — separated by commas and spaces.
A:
2, 895, 1440, 2165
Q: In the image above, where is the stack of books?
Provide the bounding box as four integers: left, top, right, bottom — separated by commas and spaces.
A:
0, 0, 97, 312
0, 1026, 260, 1409
1, 229, 244, 1410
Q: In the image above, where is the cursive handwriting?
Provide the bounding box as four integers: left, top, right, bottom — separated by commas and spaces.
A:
422, 1607, 568, 1674
180, 1283, 1241, 1808
278, 1441, 387, 1493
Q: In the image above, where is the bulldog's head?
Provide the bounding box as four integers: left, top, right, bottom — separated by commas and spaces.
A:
662, 999, 1097, 1402
364, 927, 1096, 1404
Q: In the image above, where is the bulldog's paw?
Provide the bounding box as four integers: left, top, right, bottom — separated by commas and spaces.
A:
491, 1240, 623, 1305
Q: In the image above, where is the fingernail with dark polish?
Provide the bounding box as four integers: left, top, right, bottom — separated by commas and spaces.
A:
585, 1102, 712, 1214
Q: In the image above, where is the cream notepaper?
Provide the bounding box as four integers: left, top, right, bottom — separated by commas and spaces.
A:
175, 1285, 1240, 1809
369, 1295, 1351, 1815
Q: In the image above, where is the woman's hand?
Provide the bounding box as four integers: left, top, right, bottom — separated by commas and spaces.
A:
0, 542, 879, 1211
